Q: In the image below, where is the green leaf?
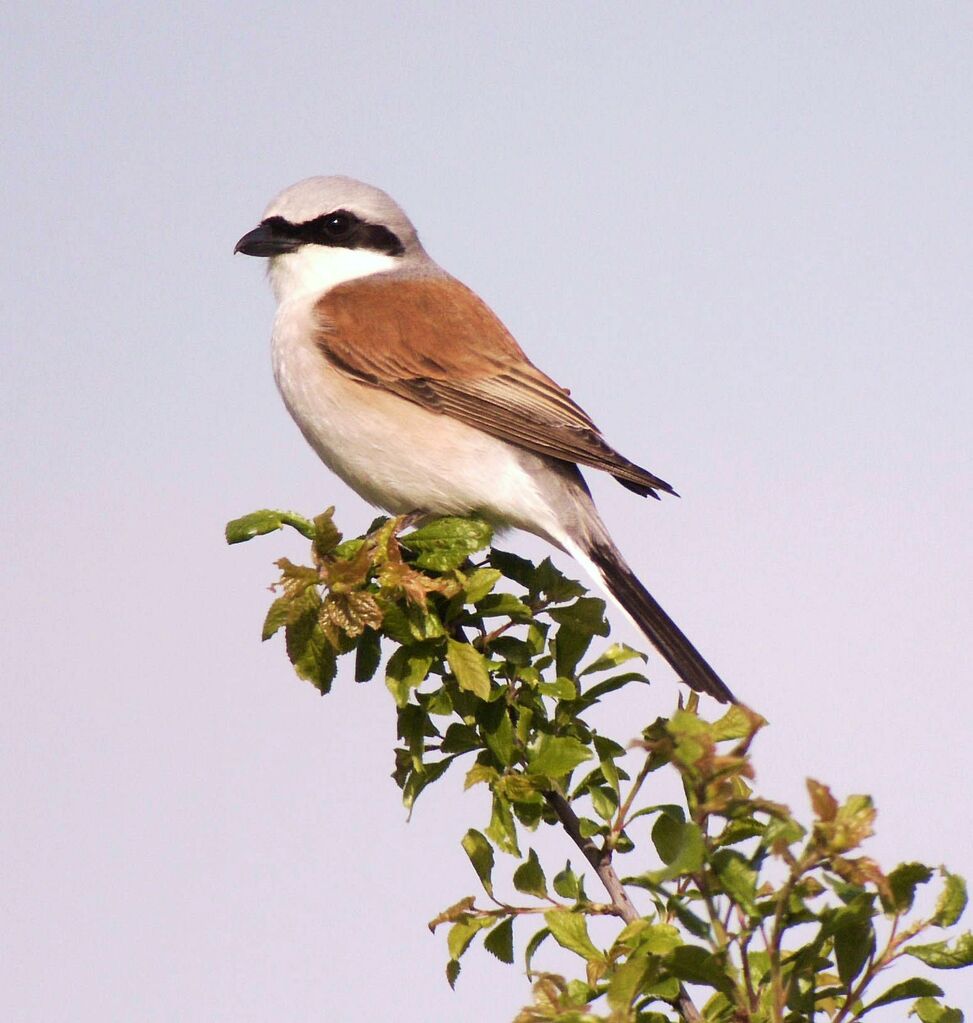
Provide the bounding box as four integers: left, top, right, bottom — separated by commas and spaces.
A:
711, 703, 760, 742
446, 639, 492, 700
439, 722, 480, 754
712, 849, 758, 915
225, 508, 315, 543
532, 557, 586, 602
581, 643, 646, 676
400, 517, 492, 570
483, 916, 515, 964
933, 871, 968, 928
614, 920, 682, 956
543, 910, 602, 961
527, 735, 593, 779
862, 978, 944, 1014
461, 829, 494, 896
589, 785, 618, 822
550, 598, 610, 676
537, 677, 578, 700
354, 627, 382, 682
446, 958, 461, 989
640, 819, 705, 884
513, 848, 548, 899
464, 567, 502, 603
447, 915, 491, 961
261, 596, 290, 640
907, 933, 973, 969
284, 601, 336, 694
524, 926, 551, 976
553, 861, 581, 900
665, 945, 733, 993
592, 735, 624, 794
484, 709, 515, 766
476, 592, 534, 620
486, 794, 520, 856
401, 756, 453, 811
582, 671, 650, 703
489, 548, 537, 588
384, 645, 435, 707
606, 954, 652, 1013
380, 600, 445, 643
910, 997, 964, 1023
886, 862, 934, 913
834, 910, 875, 986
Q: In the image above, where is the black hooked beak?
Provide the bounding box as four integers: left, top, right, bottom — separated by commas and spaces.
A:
234, 220, 301, 257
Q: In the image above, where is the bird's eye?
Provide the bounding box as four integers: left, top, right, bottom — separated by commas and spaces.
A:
323, 212, 353, 235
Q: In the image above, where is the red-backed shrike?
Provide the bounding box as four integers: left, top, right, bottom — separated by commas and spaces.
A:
236, 177, 734, 703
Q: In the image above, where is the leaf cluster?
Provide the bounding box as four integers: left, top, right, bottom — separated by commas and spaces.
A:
228, 509, 971, 1022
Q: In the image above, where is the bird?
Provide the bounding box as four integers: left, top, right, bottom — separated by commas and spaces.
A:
235, 176, 734, 704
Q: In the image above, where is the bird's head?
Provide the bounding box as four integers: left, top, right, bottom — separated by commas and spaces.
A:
235, 176, 424, 302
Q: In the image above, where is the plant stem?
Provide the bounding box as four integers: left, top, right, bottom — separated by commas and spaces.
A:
543, 789, 702, 1023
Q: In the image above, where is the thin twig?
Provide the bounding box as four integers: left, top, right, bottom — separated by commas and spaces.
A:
543, 789, 702, 1023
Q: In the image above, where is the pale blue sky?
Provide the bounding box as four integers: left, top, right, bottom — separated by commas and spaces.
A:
3, 4, 971, 1020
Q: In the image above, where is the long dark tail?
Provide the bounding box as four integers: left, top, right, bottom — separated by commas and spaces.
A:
565, 531, 735, 704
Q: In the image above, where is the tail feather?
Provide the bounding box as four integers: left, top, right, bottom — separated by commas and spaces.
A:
565, 536, 735, 704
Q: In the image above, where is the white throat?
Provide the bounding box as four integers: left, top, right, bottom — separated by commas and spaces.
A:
268, 245, 400, 303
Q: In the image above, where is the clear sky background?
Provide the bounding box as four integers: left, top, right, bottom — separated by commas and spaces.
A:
3, 4, 971, 1020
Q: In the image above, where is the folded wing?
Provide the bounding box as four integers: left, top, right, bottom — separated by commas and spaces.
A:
315, 272, 675, 498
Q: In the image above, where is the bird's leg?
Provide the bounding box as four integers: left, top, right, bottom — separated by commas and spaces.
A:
396, 509, 433, 532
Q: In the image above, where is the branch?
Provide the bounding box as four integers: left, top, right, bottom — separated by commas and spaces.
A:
543, 790, 702, 1023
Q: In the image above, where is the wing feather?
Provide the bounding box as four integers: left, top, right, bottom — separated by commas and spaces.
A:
314, 273, 675, 497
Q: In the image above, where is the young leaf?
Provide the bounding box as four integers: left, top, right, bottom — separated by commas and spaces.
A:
312, 508, 341, 556
484, 916, 515, 964
461, 829, 495, 896
807, 778, 839, 821
428, 895, 476, 932
446, 639, 492, 700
